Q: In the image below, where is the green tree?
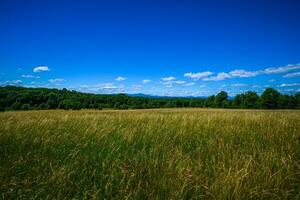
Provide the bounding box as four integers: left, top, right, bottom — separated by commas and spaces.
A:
39, 103, 47, 110
119, 104, 129, 110
278, 94, 296, 109
205, 95, 215, 107
241, 91, 259, 108
21, 104, 30, 110
215, 91, 228, 108
232, 94, 242, 108
58, 100, 73, 110
0, 99, 5, 111
11, 102, 21, 110
259, 88, 280, 109
1, 86, 298, 111
0, 104, 4, 112
46, 92, 59, 109
295, 92, 300, 108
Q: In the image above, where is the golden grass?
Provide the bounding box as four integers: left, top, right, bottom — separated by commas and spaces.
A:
0, 108, 299, 199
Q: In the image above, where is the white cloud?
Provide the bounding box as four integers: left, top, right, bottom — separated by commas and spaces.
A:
115, 76, 126, 81
142, 79, 151, 84
173, 80, 195, 86
264, 63, 300, 74
180, 63, 300, 83
49, 78, 65, 84
33, 66, 50, 72
203, 72, 230, 81
183, 82, 196, 86
252, 85, 261, 88
21, 74, 40, 78
228, 63, 300, 78
80, 85, 89, 89
229, 69, 259, 78
0, 80, 22, 86
174, 80, 186, 85
231, 83, 248, 87
131, 84, 142, 91
161, 78, 195, 87
22, 74, 34, 78
98, 83, 118, 89
280, 83, 300, 87
283, 72, 300, 78
90, 83, 125, 93
184, 71, 213, 80
268, 79, 276, 82
162, 76, 176, 81
80, 83, 126, 93
199, 85, 205, 88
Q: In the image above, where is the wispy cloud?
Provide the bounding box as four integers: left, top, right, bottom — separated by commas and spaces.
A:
202, 70, 259, 81
21, 74, 40, 78
252, 85, 261, 88
49, 78, 65, 84
161, 77, 195, 87
33, 66, 50, 72
0, 80, 22, 86
203, 72, 230, 81
229, 69, 259, 78
264, 63, 300, 74
174, 80, 186, 85
231, 83, 249, 87
280, 83, 300, 87
186, 63, 300, 82
131, 84, 142, 91
142, 79, 151, 84
268, 79, 276, 82
98, 83, 118, 89
184, 82, 196, 86
80, 83, 125, 93
184, 71, 213, 80
115, 76, 126, 81
162, 76, 176, 81
172, 80, 195, 86
283, 71, 300, 78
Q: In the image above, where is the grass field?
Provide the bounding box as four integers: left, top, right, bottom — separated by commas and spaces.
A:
0, 109, 300, 199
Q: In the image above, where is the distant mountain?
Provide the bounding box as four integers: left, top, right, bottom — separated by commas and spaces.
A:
127, 93, 207, 99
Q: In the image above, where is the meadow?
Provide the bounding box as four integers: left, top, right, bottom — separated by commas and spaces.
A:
0, 109, 299, 199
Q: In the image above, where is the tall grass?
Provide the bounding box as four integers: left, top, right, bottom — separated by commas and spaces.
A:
0, 109, 299, 199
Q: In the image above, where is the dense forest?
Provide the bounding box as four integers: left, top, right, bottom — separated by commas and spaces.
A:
0, 86, 299, 111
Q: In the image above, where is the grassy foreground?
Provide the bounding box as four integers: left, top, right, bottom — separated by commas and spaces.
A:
0, 109, 300, 199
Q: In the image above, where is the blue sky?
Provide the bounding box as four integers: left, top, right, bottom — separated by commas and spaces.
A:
1, 0, 300, 96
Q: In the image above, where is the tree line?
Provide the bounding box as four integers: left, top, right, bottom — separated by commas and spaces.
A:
0, 86, 299, 111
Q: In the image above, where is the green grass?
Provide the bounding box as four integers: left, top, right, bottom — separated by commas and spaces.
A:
0, 109, 300, 199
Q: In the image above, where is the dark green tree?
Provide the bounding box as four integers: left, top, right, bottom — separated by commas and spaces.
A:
0, 86, 298, 111
21, 104, 30, 110
0, 103, 4, 112
11, 102, 21, 110
215, 91, 228, 108
278, 94, 296, 109
241, 91, 259, 108
295, 92, 300, 108
205, 95, 215, 107
232, 94, 242, 108
259, 88, 280, 109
